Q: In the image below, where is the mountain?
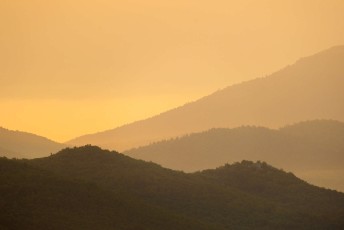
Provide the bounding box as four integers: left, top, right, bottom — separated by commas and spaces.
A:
0, 157, 210, 230
125, 120, 344, 191
197, 161, 344, 216
67, 46, 344, 152
0, 127, 66, 158
2, 145, 340, 229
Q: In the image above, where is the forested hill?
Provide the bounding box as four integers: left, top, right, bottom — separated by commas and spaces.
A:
0, 156, 211, 230
1, 146, 342, 229
125, 120, 344, 191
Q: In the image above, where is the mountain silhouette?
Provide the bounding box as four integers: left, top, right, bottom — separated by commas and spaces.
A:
126, 120, 344, 191
67, 46, 344, 152
0, 156, 211, 230
2, 145, 340, 229
0, 127, 66, 158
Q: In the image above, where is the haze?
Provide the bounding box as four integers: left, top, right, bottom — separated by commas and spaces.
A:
1, 0, 344, 141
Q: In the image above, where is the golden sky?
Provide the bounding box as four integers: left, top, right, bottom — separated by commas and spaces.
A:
1, 0, 344, 142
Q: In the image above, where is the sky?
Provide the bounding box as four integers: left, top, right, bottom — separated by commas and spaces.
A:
1, 0, 344, 142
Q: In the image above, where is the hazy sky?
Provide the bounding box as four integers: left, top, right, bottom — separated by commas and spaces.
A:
1, 0, 344, 142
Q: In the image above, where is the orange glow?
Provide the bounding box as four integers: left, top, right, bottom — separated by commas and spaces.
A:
1, 0, 344, 141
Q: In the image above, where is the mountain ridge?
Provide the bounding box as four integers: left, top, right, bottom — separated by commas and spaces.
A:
19, 145, 344, 229
67, 45, 344, 151
125, 120, 344, 191
0, 127, 66, 159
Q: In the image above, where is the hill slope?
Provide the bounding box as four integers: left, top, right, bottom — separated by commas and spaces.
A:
125, 120, 344, 191
0, 127, 66, 158
23, 146, 344, 229
68, 46, 344, 151
0, 157, 211, 230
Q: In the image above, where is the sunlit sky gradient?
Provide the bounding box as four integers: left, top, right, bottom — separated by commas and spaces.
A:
1, 0, 344, 142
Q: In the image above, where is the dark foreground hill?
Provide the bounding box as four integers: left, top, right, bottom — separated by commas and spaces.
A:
126, 120, 344, 191
0, 127, 66, 159
68, 46, 344, 151
1, 146, 343, 229
0, 157, 213, 230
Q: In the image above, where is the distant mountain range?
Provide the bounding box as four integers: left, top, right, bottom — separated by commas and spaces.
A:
1, 46, 343, 195
68, 46, 344, 151
0, 127, 66, 158
1, 146, 343, 229
126, 120, 344, 191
